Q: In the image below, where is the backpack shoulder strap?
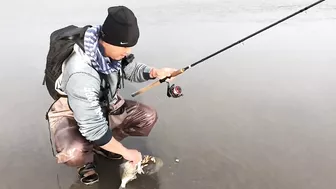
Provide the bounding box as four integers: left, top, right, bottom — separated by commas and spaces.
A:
69, 25, 91, 51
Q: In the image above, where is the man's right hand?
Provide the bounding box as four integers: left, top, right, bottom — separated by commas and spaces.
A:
122, 149, 142, 166
100, 137, 142, 166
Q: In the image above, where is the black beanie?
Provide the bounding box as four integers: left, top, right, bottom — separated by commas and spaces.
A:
101, 6, 139, 47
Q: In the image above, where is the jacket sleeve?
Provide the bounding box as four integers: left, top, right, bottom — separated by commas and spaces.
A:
65, 72, 112, 146
122, 56, 155, 82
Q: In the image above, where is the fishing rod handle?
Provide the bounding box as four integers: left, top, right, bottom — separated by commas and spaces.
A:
131, 68, 185, 97
171, 68, 185, 77
131, 80, 162, 97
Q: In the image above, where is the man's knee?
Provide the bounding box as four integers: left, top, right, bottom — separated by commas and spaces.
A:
138, 105, 158, 137
53, 117, 94, 167
142, 105, 158, 128
115, 100, 159, 137
126, 100, 158, 126
56, 141, 94, 167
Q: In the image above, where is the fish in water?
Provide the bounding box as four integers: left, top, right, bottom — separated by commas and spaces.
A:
118, 155, 164, 189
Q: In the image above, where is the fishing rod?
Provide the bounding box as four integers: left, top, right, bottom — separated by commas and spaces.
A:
131, 0, 326, 98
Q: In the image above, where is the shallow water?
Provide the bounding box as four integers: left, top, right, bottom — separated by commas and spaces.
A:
0, 0, 335, 189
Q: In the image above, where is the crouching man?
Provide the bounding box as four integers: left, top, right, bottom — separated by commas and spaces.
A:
45, 5, 176, 185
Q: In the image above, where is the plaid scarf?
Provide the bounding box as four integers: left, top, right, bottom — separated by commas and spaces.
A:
83, 25, 121, 74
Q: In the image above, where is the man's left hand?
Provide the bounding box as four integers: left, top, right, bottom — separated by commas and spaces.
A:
150, 68, 178, 82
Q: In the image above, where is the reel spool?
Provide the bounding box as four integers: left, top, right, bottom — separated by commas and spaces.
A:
166, 82, 183, 98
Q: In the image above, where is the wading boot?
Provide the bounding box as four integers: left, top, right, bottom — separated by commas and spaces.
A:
77, 162, 99, 185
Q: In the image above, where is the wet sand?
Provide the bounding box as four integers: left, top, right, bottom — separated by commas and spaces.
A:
1, 0, 336, 189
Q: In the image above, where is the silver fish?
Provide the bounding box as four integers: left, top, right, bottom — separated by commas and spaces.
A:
118, 155, 163, 189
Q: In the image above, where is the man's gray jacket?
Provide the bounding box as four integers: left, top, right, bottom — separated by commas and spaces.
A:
55, 44, 153, 146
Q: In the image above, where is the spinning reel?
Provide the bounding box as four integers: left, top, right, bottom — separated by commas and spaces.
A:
166, 82, 183, 98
